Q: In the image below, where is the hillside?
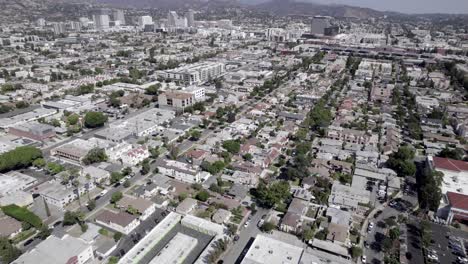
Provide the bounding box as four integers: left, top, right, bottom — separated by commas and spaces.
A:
253, 0, 384, 18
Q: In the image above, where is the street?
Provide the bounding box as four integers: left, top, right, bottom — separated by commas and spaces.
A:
222, 207, 270, 264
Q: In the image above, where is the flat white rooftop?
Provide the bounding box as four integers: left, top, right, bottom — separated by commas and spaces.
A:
148, 233, 198, 264
119, 212, 182, 264
241, 234, 303, 264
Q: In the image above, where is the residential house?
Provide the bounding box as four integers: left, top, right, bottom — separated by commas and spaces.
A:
95, 210, 140, 235
116, 195, 156, 221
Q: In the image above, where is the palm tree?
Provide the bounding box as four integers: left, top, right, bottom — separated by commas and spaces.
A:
85, 173, 92, 201
72, 179, 82, 207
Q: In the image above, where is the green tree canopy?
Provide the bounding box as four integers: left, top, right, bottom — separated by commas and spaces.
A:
222, 140, 240, 154
82, 148, 108, 165
84, 111, 107, 128
111, 192, 123, 203
0, 146, 43, 172
253, 181, 290, 208
195, 190, 210, 202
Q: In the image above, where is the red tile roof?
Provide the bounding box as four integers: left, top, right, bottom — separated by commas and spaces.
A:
433, 157, 468, 172
447, 192, 468, 211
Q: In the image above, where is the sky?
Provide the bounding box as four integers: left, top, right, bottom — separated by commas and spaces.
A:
301, 0, 468, 14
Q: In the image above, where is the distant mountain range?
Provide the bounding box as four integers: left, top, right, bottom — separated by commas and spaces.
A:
0, 0, 465, 23
252, 0, 386, 18
90, 0, 390, 18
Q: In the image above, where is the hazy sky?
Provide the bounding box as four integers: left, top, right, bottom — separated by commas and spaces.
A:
307, 0, 468, 14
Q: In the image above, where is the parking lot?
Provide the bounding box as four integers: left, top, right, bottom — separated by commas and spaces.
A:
364, 181, 419, 264
423, 222, 468, 264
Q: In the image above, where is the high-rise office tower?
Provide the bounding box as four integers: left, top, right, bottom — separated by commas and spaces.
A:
310, 16, 331, 35
113, 9, 125, 25
92, 9, 110, 30
138, 15, 153, 28
186, 9, 195, 27
167, 11, 187, 28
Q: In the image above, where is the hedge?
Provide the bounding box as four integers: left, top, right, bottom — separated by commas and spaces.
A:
2, 205, 43, 228
0, 146, 43, 172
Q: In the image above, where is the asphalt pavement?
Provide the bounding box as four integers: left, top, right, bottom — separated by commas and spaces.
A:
222, 207, 269, 264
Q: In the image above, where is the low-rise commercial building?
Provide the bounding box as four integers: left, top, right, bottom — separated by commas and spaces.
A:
241, 234, 304, 264
0, 171, 37, 196
13, 235, 94, 264
155, 62, 225, 85
8, 122, 55, 141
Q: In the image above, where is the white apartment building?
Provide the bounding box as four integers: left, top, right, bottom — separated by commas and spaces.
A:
156, 62, 225, 85
155, 159, 209, 183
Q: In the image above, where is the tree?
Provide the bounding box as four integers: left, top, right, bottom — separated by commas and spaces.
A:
389, 227, 400, 240
168, 145, 179, 160
302, 227, 314, 242
15, 101, 29, 109
123, 180, 131, 188
140, 160, 150, 175
314, 229, 329, 240
243, 153, 253, 161
18, 57, 26, 65
190, 183, 203, 191
382, 237, 393, 251
113, 232, 123, 242
0, 146, 43, 172
83, 148, 108, 165
0, 237, 21, 263
87, 200, 96, 211
84, 111, 107, 128
0, 104, 12, 114
66, 114, 79, 126
108, 256, 119, 264
32, 158, 46, 168
148, 147, 160, 159
46, 162, 65, 175
200, 161, 225, 175
260, 221, 275, 232
111, 192, 123, 203
127, 205, 138, 215
110, 172, 123, 184
386, 146, 416, 177
145, 84, 160, 95
122, 167, 132, 176
227, 223, 238, 236
195, 190, 210, 202
63, 211, 79, 226
350, 246, 363, 259
253, 181, 290, 208
437, 148, 464, 161
190, 130, 202, 141
178, 193, 188, 201
209, 183, 223, 194
37, 226, 52, 240
109, 97, 121, 108
222, 140, 240, 154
